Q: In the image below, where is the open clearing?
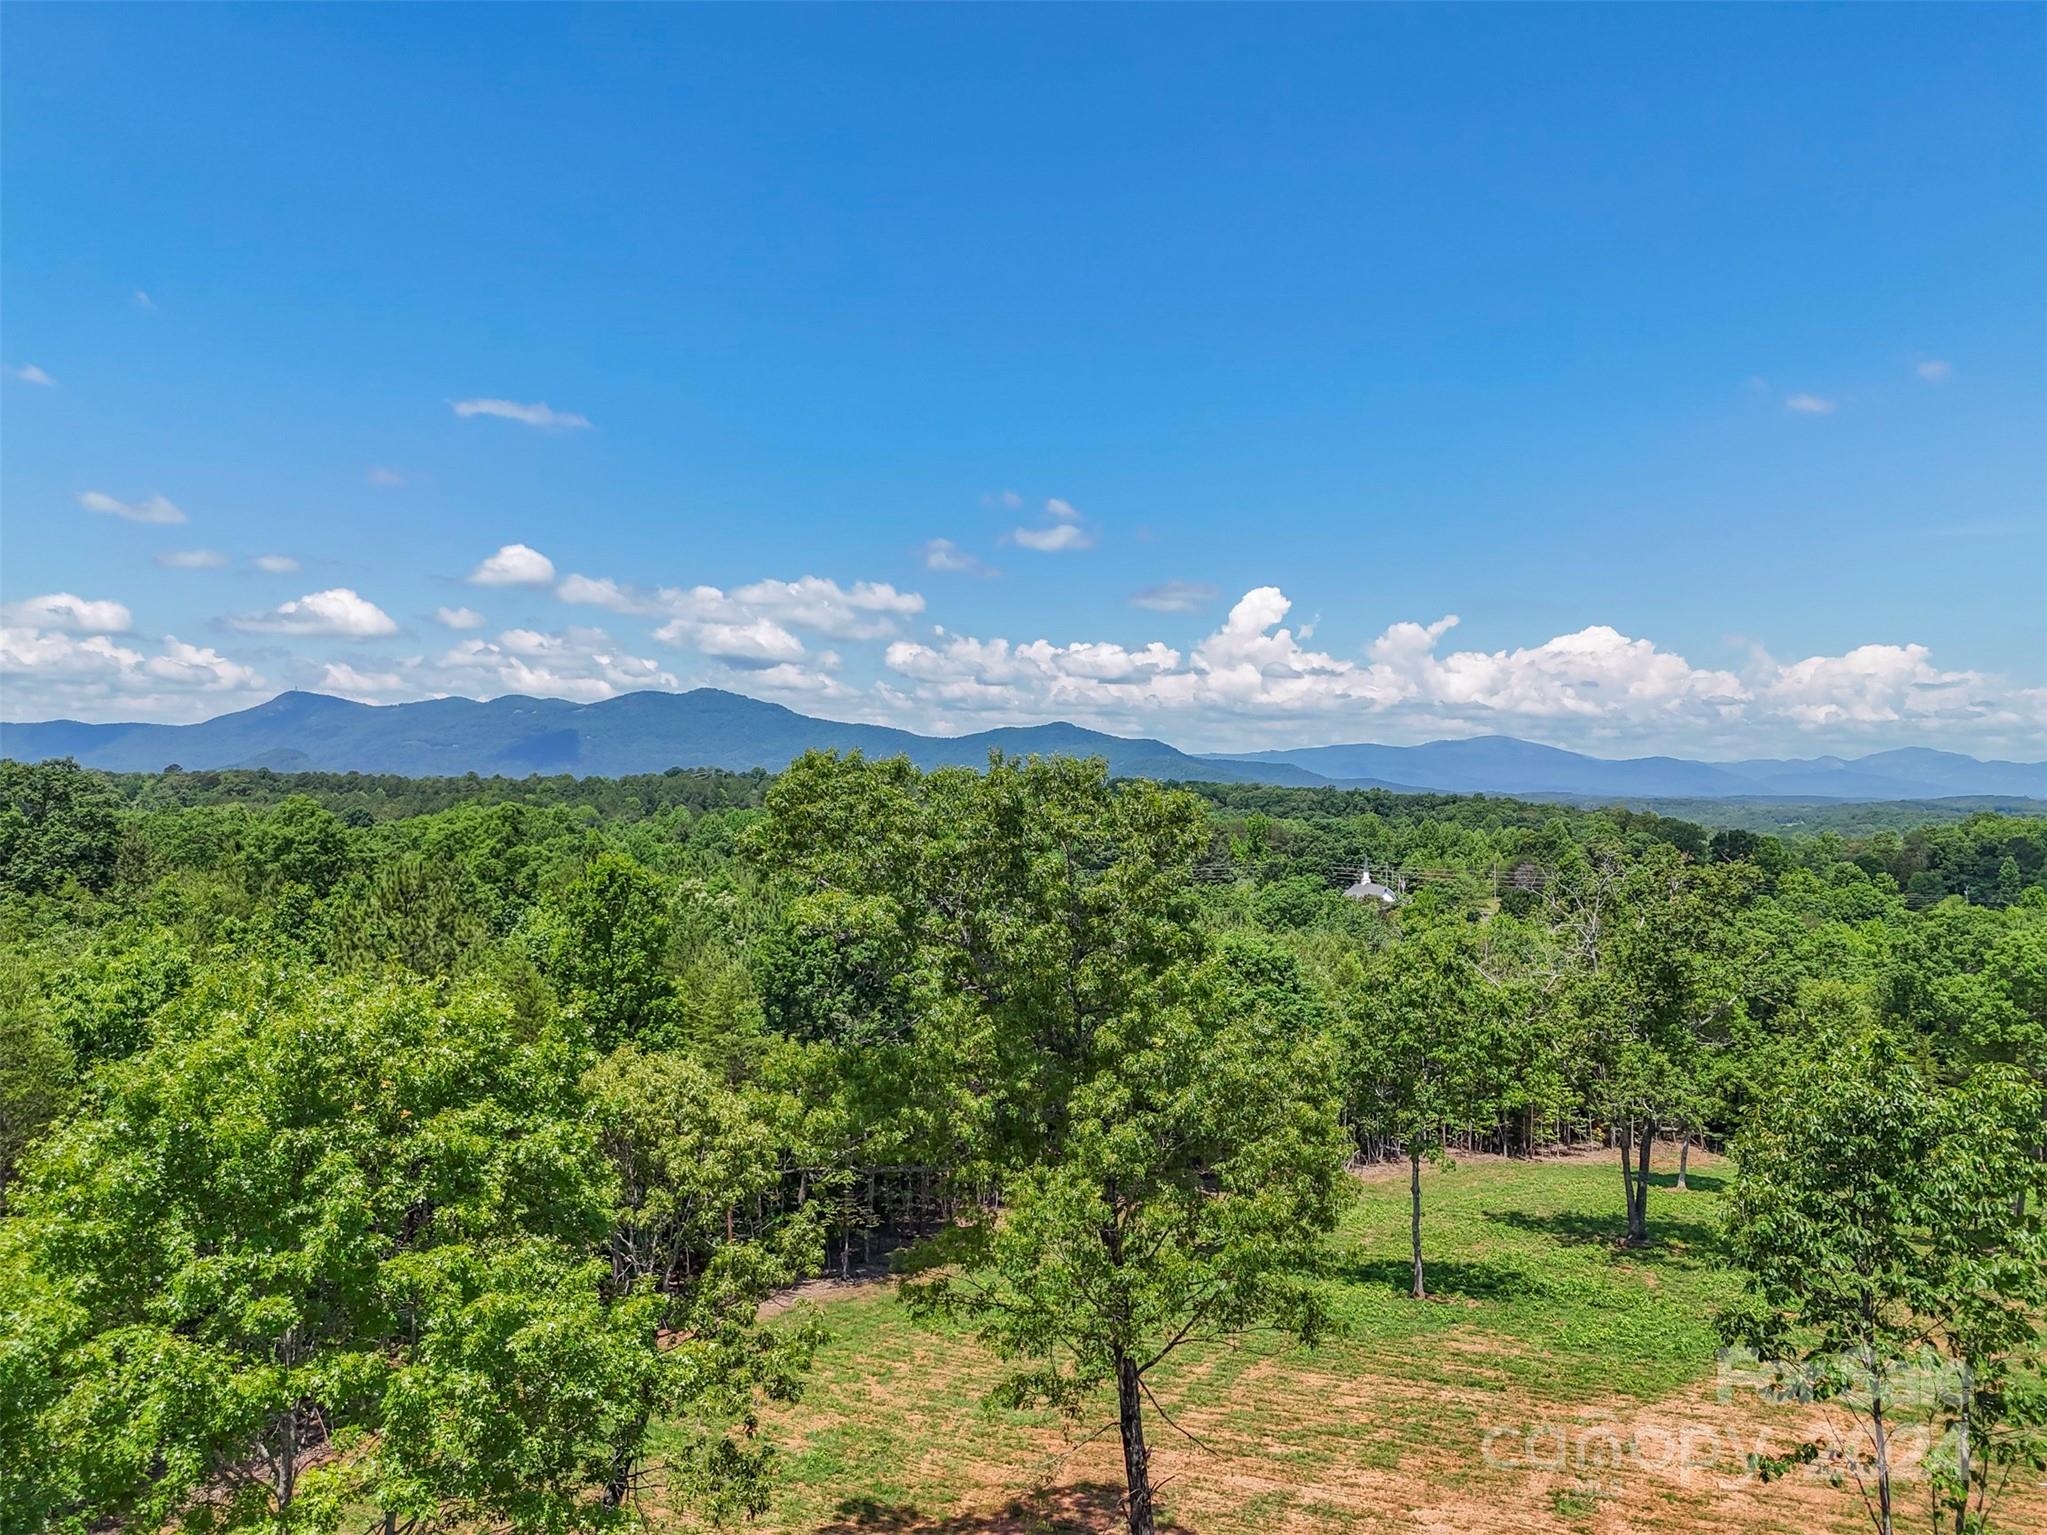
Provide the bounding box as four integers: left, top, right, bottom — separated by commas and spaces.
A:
653, 1152, 2047, 1534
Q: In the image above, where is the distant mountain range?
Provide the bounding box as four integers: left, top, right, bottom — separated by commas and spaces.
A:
0, 690, 1339, 788
4, 689, 2044, 804
1212, 738, 2047, 801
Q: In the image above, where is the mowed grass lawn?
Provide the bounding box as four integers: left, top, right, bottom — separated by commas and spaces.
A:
652, 1152, 2047, 1535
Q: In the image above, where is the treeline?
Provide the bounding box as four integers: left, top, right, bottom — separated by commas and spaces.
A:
1189, 779, 2047, 905
0, 754, 2042, 1535
96, 762, 774, 820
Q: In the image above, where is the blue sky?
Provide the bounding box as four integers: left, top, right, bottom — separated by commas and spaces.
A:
4, 4, 2042, 757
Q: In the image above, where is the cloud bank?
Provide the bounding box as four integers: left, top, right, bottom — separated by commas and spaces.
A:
3, 566, 2038, 755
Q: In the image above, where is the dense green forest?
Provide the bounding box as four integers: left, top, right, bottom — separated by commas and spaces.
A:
1, 755, 2042, 1535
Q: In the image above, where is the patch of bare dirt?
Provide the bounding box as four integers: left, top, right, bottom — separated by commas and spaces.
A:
759, 1272, 895, 1319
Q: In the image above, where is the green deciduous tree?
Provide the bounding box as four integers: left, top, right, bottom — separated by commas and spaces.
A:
1723, 1011, 1943, 1535
0, 955, 74, 1199
1567, 848, 1753, 1244
903, 958, 1348, 1535
1722, 1006, 2047, 1535
753, 889, 915, 1048
547, 851, 682, 1050
45, 924, 194, 1067
1338, 922, 1501, 1297
0, 758, 121, 897
246, 794, 356, 896
580, 1044, 821, 1514
754, 753, 1350, 1535
0, 963, 780, 1535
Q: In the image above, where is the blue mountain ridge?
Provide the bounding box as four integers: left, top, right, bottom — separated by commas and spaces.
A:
3, 690, 2043, 801
0, 689, 1343, 787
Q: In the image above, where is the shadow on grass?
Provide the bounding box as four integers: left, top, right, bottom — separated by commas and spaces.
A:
1483, 1207, 1729, 1266
1648, 1168, 1727, 1194
816, 1483, 1187, 1533
1337, 1256, 1528, 1301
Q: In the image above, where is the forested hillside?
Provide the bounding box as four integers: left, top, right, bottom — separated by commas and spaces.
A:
1, 754, 2041, 1535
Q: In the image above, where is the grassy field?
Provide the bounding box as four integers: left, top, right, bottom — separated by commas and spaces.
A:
654, 1152, 2047, 1534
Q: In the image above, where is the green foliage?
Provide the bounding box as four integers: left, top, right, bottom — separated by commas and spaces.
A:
0, 955, 74, 1197
1722, 1014, 2047, 1535
583, 1043, 817, 1303
100, 762, 771, 824
1, 965, 625, 1533
547, 852, 683, 1050
754, 890, 915, 1047
749, 752, 1347, 1533
904, 964, 1350, 1400
44, 924, 194, 1067
5, 754, 2045, 1534
0, 949, 822, 1533
245, 795, 356, 896
1339, 922, 1505, 1153
579, 1044, 822, 1516
0, 759, 121, 897
321, 854, 497, 978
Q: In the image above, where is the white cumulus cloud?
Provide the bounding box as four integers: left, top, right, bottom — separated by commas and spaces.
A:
1, 626, 263, 720
252, 554, 301, 574
316, 662, 409, 701
157, 550, 229, 570
560, 570, 925, 646
655, 615, 807, 667
1, 593, 133, 634
731, 576, 924, 639
867, 586, 2038, 753
1753, 642, 2020, 732
435, 627, 674, 703
146, 638, 262, 693
468, 543, 557, 587
434, 606, 486, 630
232, 587, 399, 638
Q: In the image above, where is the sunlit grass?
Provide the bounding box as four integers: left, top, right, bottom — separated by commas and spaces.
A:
647, 1151, 1891, 1533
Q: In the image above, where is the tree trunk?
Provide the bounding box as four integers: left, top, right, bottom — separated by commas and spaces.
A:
1618, 1121, 1652, 1245
1676, 1134, 1690, 1192
1409, 1147, 1426, 1299
602, 1399, 651, 1510
273, 1409, 297, 1511
1867, 1350, 1893, 1535
1116, 1351, 1158, 1535
1617, 1122, 1639, 1244
1630, 1123, 1654, 1243
1951, 1370, 1972, 1535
